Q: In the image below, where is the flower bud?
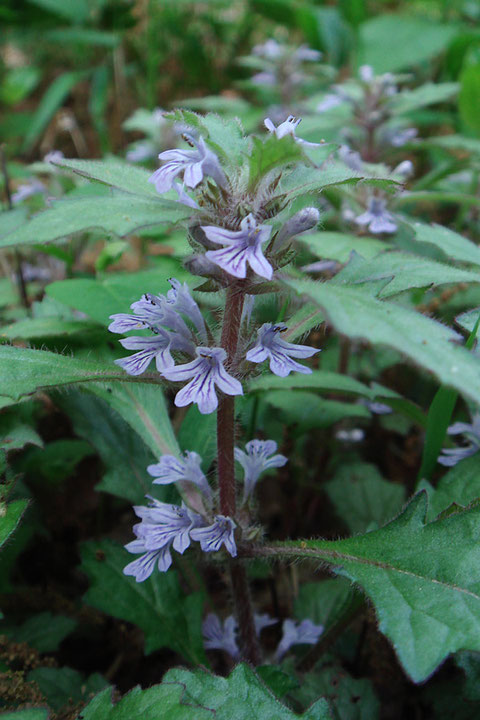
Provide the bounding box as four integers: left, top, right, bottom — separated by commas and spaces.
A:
273, 207, 320, 251
184, 254, 226, 282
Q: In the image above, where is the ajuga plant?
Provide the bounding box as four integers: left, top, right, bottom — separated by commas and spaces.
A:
4, 90, 480, 717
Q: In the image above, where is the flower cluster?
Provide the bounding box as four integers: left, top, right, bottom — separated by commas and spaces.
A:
202, 611, 323, 661
109, 280, 319, 414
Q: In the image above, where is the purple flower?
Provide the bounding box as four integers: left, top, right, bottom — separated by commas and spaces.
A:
123, 498, 201, 581
166, 278, 206, 342
274, 619, 324, 661
264, 116, 319, 147
246, 322, 319, 377
203, 614, 240, 659
147, 451, 211, 501
438, 415, 480, 467
114, 330, 182, 376
12, 179, 46, 205
252, 39, 283, 59
162, 347, 243, 415
254, 613, 277, 635
235, 439, 287, 501
149, 133, 225, 194
130, 292, 192, 338
383, 127, 418, 148
316, 93, 345, 113
202, 611, 277, 659
202, 214, 273, 280
190, 515, 237, 557
354, 197, 397, 235
126, 141, 155, 163
124, 540, 173, 581
173, 182, 200, 209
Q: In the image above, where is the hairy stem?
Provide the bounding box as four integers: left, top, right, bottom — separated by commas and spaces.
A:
217, 282, 260, 664
229, 561, 261, 665
217, 283, 245, 517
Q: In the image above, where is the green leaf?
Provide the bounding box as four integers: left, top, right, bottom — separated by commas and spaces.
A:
23, 71, 85, 151
0, 710, 49, 720
284, 493, 480, 681
1, 612, 77, 652
412, 222, 480, 267
27, 0, 89, 22
80, 540, 206, 663
298, 232, 388, 263
0, 499, 28, 550
283, 278, 480, 409
0, 317, 102, 341
46, 265, 187, 325
27, 667, 106, 712
423, 454, 480, 521
0, 346, 147, 403
295, 577, 356, 632
459, 63, 480, 135
163, 664, 333, 719
55, 159, 159, 198
0, 208, 27, 239
264, 390, 369, 430
0, 195, 191, 250
249, 369, 375, 399
332, 250, 480, 297
78, 666, 332, 719
0, 415, 43, 452
294, 665, 379, 720
325, 462, 406, 534
178, 405, 216, 470
24, 439, 94, 483
358, 15, 456, 73
277, 163, 367, 202
87, 383, 178, 459
248, 135, 304, 191
390, 83, 459, 115
56, 392, 162, 504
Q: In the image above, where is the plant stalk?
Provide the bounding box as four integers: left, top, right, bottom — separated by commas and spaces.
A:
217, 281, 260, 664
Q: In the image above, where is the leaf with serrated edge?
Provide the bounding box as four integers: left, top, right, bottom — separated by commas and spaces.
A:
275, 493, 480, 681
0, 195, 191, 249
283, 278, 480, 409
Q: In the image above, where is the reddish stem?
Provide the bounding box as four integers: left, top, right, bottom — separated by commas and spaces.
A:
217, 282, 260, 664
217, 283, 245, 518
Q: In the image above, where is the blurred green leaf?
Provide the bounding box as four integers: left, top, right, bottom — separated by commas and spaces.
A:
1, 612, 77, 653
0, 67, 41, 106
264, 391, 370, 430
81, 539, 206, 662
298, 232, 388, 263
23, 71, 86, 151
358, 15, 456, 73
0, 499, 28, 550
27, 667, 107, 711
332, 250, 480, 297
459, 62, 480, 135
412, 222, 480, 266
325, 462, 406, 534
27, 0, 89, 23
46, 264, 188, 325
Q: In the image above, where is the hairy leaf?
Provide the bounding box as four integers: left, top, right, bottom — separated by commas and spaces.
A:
280, 493, 480, 681
284, 278, 480, 408
0, 195, 191, 249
